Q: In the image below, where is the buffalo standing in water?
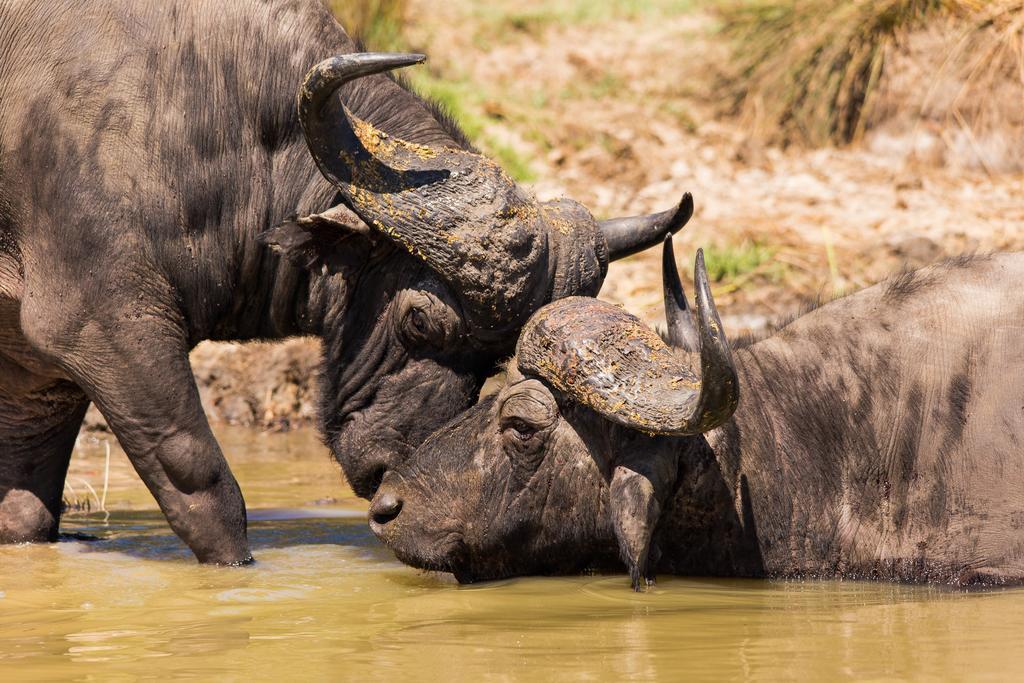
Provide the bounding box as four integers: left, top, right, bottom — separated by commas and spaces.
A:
0, 0, 686, 562
372, 237, 1024, 589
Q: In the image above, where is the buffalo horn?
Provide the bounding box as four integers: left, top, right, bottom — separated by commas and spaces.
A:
662, 235, 699, 351
297, 53, 555, 336
599, 192, 693, 261
684, 247, 741, 434
516, 246, 738, 435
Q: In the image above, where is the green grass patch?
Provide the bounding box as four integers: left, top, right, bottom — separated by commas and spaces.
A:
471, 0, 696, 41
407, 72, 537, 181
490, 143, 538, 182
328, 0, 409, 50
325, 2, 537, 181
702, 241, 786, 288
407, 75, 485, 140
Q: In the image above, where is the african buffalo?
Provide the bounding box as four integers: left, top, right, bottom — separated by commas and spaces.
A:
0, 0, 687, 562
371, 237, 1024, 589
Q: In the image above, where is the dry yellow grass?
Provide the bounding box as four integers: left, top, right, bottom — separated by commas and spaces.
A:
720, 0, 1024, 155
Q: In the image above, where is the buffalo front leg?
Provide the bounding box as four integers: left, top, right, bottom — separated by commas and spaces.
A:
83, 350, 250, 564
0, 381, 88, 542
23, 310, 252, 564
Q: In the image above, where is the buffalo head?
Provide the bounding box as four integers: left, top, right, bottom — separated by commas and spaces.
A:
370, 236, 739, 588
262, 53, 694, 497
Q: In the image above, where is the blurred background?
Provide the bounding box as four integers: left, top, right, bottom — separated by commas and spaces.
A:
87, 0, 1024, 433
37, 7, 1024, 672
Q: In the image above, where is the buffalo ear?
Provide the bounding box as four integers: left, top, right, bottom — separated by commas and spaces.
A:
258, 203, 375, 274
608, 451, 679, 591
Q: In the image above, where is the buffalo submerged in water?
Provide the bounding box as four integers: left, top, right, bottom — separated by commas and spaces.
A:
371, 236, 1024, 590
0, 0, 688, 562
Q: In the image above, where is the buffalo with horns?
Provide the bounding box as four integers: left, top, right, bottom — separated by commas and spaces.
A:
371, 237, 1024, 589
0, 0, 685, 562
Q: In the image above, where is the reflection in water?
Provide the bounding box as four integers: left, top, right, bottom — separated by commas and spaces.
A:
3, 428, 1024, 679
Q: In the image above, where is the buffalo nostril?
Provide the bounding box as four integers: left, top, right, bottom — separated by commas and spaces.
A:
370, 492, 403, 526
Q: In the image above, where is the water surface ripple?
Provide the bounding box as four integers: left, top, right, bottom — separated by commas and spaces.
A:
2, 429, 1022, 680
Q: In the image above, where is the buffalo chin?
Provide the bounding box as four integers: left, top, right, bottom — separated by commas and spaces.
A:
380, 532, 473, 578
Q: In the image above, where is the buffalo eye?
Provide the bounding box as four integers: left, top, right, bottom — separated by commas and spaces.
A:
396, 288, 460, 352
503, 417, 537, 442
409, 307, 428, 335
401, 305, 437, 348
498, 380, 558, 475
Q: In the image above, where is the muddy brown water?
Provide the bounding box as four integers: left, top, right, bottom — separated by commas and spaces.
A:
3, 428, 1024, 680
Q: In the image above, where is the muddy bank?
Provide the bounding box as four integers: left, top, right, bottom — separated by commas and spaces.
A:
84, 338, 322, 432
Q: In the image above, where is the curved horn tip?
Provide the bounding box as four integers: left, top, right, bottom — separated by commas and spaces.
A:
667, 192, 694, 234
368, 51, 427, 68
311, 51, 427, 77
693, 247, 717, 315
601, 191, 696, 262
339, 51, 426, 67
690, 244, 740, 432
303, 52, 428, 114
662, 236, 687, 309
662, 235, 698, 351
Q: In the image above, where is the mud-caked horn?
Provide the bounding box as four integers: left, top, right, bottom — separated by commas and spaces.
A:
516, 246, 739, 435
297, 52, 691, 341
299, 54, 588, 337
298, 53, 550, 336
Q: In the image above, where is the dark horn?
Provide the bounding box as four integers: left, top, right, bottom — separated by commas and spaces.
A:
599, 192, 693, 261
295, 53, 622, 338
298, 52, 428, 188
683, 248, 740, 434
301, 53, 425, 120
662, 235, 698, 351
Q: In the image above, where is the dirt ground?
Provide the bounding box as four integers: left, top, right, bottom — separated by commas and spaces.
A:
86, 1, 1024, 431
400, 1, 1023, 319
